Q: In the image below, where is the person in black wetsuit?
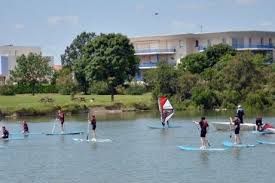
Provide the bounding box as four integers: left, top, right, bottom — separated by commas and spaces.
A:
255, 117, 263, 131
90, 114, 97, 140
236, 105, 245, 124
1, 126, 9, 139
22, 120, 29, 134
230, 116, 241, 144
194, 117, 209, 149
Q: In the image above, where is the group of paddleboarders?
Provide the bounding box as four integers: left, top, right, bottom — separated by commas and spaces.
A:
1, 120, 29, 139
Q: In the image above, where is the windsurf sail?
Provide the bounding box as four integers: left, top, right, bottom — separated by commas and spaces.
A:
158, 96, 174, 124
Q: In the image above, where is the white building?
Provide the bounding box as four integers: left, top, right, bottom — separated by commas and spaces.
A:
130, 31, 275, 80
0, 45, 54, 84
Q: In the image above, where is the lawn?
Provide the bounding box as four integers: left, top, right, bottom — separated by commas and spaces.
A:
0, 93, 153, 115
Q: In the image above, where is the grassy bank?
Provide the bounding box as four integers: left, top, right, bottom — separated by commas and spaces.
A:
0, 93, 153, 117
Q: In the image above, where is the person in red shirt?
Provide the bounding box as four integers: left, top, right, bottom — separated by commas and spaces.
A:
90, 114, 96, 140
57, 110, 65, 132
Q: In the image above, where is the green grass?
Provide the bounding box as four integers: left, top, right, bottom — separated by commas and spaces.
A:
0, 93, 153, 115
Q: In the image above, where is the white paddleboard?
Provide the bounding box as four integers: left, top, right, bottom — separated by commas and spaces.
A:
257, 140, 275, 145
73, 138, 112, 143
178, 146, 226, 151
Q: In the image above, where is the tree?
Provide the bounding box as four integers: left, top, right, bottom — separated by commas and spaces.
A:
179, 52, 208, 73
84, 33, 139, 101
10, 53, 52, 95
61, 32, 96, 94
56, 67, 77, 95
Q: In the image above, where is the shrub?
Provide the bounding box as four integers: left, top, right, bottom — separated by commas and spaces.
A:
0, 85, 15, 96
125, 83, 147, 95
191, 87, 219, 109
90, 81, 109, 95
245, 92, 272, 110
14, 84, 58, 94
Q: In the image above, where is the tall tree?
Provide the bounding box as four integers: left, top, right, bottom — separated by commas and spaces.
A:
10, 53, 52, 95
84, 33, 139, 101
61, 32, 96, 94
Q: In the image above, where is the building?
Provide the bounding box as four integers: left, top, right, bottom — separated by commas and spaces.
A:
130, 31, 275, 80
0, 45, 54, 84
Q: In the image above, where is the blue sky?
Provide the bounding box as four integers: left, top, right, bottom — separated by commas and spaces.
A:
1, 0, 275, 64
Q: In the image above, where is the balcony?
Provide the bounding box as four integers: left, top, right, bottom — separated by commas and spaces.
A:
233, 44, 274, 51
135, 48, 176, 56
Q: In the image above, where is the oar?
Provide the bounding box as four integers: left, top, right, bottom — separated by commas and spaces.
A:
52, 119, 57, 134
193, 121, 211, 147
229, 117, 233, 139
86, 112, 90, 140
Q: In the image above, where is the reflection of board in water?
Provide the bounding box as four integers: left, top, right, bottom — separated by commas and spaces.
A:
223, 141, 255, 148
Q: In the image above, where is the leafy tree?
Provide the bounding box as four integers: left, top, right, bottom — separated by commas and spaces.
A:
179, 53, 207, 73
84, 33, 139, 101
10, 53, 52, 95
61, 32, 96, 94
56, 67, 77, 95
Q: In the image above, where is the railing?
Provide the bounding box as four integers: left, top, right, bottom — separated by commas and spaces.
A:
197, 44, 275, 51
139, 61, 177, 69
135, 48, 176, 54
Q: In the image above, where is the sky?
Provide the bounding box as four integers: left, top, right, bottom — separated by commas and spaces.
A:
1, 0, 275, 64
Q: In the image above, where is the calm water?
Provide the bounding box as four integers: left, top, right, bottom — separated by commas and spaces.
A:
0, 112, 275, 183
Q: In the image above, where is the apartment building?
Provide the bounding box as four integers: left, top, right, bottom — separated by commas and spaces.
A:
130, 31, 275, 80
0, 45, 54, 84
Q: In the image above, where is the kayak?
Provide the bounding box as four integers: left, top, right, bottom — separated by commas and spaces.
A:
223, 141, 255, 148
73, 138, 112, 143
212, 122, 256, 131
257, 140, 275, 145
178, 146, 226, 151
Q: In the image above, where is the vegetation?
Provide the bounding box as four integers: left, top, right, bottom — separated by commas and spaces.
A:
10, 53, 53, 95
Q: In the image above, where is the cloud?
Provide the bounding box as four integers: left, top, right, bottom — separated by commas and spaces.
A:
47, 16, 79, 25
234, 0, 258, 5
15, 24, 24, 30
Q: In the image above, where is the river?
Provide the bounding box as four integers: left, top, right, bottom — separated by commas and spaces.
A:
0, 111, 275, 183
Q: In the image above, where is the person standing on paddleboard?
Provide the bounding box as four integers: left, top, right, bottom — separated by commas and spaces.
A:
194, 117, 209, 149
230, 116, 241, 144
236, 105, 245, 124
90, 114, 96, 140
162, 110, 170, 127
57, 110, 65, 133
1, 126, 9, 139
22, 120, 29, 134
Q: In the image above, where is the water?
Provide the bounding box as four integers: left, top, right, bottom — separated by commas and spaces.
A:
0, 112, 275, 183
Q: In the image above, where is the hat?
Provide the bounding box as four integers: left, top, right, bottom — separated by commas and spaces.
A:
237, 105, 241, 108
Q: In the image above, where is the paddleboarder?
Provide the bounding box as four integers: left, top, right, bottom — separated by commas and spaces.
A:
255, 117, 263, 131
1, 126, 9, 139
90, 114, 96, 140
194, 117, 209, 149
57, 110, 65, 133
22, 120, 29, 134
230, 116, 241, 144
236, 105, 245, 124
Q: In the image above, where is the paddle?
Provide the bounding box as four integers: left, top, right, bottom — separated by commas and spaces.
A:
229, 117, 233, 139
86, 112, 90, 140
193, 121, 211, 147
52, 119, 57, 134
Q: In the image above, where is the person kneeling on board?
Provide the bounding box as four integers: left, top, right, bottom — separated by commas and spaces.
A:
194, 117, 209, 149
1, 126, 9, 139
90, 115, 97, 141
255, 117, 274, 132
22, 120, 29, 134
230, 116, 241, 144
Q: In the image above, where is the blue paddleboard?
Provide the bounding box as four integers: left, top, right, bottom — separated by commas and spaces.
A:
178, 146, 226, 151
46, 131, 84, 135
257, 140, 275, 145
147, 124, 182, 129
73, 138, 112, 143
223, 141, 255, 148
252, 131, 274, 135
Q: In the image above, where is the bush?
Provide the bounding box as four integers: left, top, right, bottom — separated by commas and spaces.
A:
90, 81, 109, 95
191, 87, 219, 109
125, 83, 147, 95
14, 84, 58, 94
0, 85, 16, 95
116, 85, 126, 95
245, 92, 272, 110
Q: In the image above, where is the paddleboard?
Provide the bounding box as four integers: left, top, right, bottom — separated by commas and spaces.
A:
178, 146, 226, 151
147, 124, 182, 129
46, 131, 84, 136
73, 138, 112, 143
1, 137, 25, 141
257, 140, 275, 145
252, 131, 274, 135
11, 132, 44, 136
223, 141, 255, 148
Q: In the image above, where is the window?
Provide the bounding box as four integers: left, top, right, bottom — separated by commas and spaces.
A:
249, 37, 252, 47
179, 40, 184, 48
207, 40, 211, 46
222, 38, 226, 44
195, 40, 199, 47
269, 38, 272, 45
261, 37, 264, 45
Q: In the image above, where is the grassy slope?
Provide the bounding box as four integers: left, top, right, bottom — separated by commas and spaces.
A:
0, 93, 152, 114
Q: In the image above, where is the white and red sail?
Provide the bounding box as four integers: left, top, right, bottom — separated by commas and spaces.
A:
158, 96, 174, 123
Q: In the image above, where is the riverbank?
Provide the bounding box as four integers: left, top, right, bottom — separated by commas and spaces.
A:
0, 93, 153, 118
